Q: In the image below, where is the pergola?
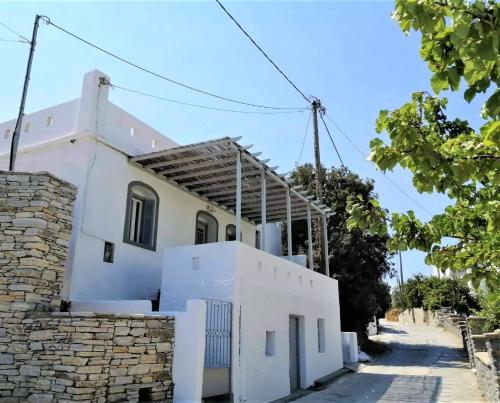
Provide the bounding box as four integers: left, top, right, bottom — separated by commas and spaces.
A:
130, 137, 331, 275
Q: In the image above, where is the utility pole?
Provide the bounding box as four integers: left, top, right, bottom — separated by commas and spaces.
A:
9, 14, 41, 171
399, 251, 404, 286
312, 99, 322, 202
312, 99, 324, 274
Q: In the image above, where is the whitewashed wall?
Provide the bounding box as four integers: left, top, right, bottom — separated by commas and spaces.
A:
169, 299, 207, 403
0, 70, 256, 301
161, 242, 343, 402
70, 141, 256, 300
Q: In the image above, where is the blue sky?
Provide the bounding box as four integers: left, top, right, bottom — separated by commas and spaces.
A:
0, 1, 487, 286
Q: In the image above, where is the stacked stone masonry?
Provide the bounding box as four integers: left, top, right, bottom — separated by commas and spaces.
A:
0, 172, 175, 402
398, 307, 499, 402
0, 171, 76, 312
17, 312, 174, 403
438, 311, 499, 403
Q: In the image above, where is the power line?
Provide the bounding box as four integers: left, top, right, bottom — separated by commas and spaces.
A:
319, 113, 345, 167
0, 38, 29, 43
0, 21, 30, 43
110, 82, 307, 115
324, 113, 433, 217
40, 16, 305, 111
296, 110, 312, 166
215, 0, 310, 104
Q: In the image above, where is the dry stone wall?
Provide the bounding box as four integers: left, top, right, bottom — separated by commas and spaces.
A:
397, 307, 499, 402
20, 312, 174, 403
0, 172, 175, 402
0, 171, 75, 312
397, 308, 439, 326
440, 313, 499, 403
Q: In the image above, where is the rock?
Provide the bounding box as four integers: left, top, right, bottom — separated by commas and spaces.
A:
29, 330, 53, 341
20, 365, 41, 376
127, 364, 150, 375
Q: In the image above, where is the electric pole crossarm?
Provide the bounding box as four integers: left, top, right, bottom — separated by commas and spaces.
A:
9, 14, 41, 171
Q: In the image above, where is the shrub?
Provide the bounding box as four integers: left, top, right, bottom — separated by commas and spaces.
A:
476, 290, 500, 331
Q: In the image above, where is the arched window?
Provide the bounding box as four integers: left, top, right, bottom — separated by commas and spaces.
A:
123, 182, 159, 250
226, 224, 242, 242
226, 224, 236, 241
195, 211, 218, 244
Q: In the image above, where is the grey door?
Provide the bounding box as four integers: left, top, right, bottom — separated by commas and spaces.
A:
289, 316, 300, 391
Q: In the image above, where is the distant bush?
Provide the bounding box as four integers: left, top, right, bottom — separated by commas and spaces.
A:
385, 308, 401, 322
392, 275, 478, 315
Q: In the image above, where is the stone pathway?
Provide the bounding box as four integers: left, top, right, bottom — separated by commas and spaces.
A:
296, 320, 484, 403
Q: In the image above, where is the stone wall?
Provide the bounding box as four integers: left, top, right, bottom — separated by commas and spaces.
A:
0, 171, 76, 312
17, 312, 174, 402
397, 308, 439, 327
440, 313, 499, 403
0, 172, 176, 402
396, 306, 499, 402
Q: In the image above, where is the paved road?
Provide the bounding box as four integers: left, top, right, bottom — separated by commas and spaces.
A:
297, 320, 484, 403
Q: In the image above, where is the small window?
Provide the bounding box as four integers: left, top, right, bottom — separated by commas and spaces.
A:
123, 182, 159, 250
195, 211, 218, 244
46, 116, 54, 126
226, 224, 242, 241
255, 230, 261, 249
317, 319, 326, 353
226, 224, 236, 241
103, 241, 114, 263
24, 122, 31, 133
4, 129, 11, 139
130, 127, 137, 137
152, 139, 159, 149
265, 331, 276, 356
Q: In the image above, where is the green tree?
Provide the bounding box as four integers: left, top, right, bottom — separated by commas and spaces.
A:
476, 290, 500, 329
347, 0, 500, 289
392, 274, 478, 314
288, 164, 394, 344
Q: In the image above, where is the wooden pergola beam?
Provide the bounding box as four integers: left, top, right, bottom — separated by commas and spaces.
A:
146, 149, 236, 170
130, 136, 241, 162
180, 168, 261, 189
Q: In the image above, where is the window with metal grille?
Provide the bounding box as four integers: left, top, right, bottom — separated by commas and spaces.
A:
123, 182, 159, 251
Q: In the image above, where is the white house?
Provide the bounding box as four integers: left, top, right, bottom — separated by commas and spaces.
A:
0, 70, 343, 402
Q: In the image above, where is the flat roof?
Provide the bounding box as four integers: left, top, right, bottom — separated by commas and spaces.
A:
130, 137, 330, 224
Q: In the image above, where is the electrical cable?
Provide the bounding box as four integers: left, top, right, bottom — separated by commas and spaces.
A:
0, 38, 29, 43
0, 21, 30, 43
324, 113, 433, 216
296, 110, 312, 166
215, 0, 310, 104
40, 16, 306, 111
319, 113, 345, 167
110, 83, 306, 115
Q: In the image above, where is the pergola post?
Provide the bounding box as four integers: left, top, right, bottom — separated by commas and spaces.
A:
322, 213, 329, 276
286, 187, 292, 261
235, 151, 242, 242
307, 204, 313, 270
260, 170, 267, 251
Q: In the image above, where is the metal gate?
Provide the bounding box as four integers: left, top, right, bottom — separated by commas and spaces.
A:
204, 299, 232, 368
